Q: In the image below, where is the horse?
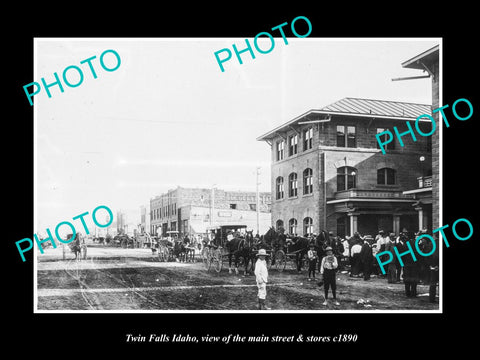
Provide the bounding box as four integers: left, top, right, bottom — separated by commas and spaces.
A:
258, 227, 289, 266
285, 236, 311, 272
69, 237, 82, 260
224, 234, 247, 274
173, 239, 189, 262
313, 230, 330, 263
240, 230, 257, 275
262, 226, 288, 250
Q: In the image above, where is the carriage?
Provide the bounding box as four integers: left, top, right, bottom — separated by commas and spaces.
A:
201, 225, 251, 273
113, 234, 135, 248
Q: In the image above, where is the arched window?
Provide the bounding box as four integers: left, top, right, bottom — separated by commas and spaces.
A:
303, 217, 313, 236
377, 168, 396, 185
275, 176, 284, 199
276, 219, 284, 231
288, 218, 298, 235
303, 168, 313, 195
288, 172, 298, 197
337, 166, 357, 191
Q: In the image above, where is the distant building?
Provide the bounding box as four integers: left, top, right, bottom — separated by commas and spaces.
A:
116, 211, 126, 234
149, 186, 272, 237
139, 205, 150, 234
257, 97, 434, 238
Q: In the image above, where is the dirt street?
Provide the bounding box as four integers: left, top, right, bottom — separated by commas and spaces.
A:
36, 244, 439, 311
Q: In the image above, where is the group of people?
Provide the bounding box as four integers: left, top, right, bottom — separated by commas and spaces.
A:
346, 228, 439, 300
254, 228, 439, 310
373, 228, 439, 300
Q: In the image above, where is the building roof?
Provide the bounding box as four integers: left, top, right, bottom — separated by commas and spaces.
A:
257, 97, 432, 141
401, 45, 439, 70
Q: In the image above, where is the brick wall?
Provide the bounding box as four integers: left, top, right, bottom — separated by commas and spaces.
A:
269, 114, 432, 235
321, 115, 431, 153
271, 148, 321, 235
322, 150, 431, 197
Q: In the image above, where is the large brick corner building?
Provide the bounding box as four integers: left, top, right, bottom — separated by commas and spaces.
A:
258, 97, 436, 238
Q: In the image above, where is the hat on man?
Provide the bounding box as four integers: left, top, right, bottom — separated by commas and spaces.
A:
325, 246, 333, 252
256, 248, 268, 257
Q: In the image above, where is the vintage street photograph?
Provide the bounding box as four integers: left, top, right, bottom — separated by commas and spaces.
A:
34, 38, 441, 312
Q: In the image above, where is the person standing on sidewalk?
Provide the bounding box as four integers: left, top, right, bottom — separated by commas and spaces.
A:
254, 249, 271, 310
320, 246, 340, 306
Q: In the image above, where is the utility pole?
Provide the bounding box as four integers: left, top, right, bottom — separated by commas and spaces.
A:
256, 167, 260, 235
211, 185, 216, 227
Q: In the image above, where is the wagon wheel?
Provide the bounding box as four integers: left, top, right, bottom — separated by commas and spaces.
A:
121, 239, 127, 249
81, 245, 87, 260
274, 250, 286, 272
212, 250, 223, 273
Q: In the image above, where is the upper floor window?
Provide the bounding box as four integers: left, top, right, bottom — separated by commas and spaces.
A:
303, 127, 313, 151
289, 134, 298, 156
377, 168, 396, 185
337, 125, 356, 147
288, 172, 298, 197
276, 176, 284, 200
276, 140, 285, 161
337, 166, 357, 191
377, 128, 395, 150
303, 168, 313, 195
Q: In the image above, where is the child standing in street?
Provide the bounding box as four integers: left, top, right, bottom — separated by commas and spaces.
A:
320, 246, 340, 306
254, 248, 271, 310
307, 244, 318, 281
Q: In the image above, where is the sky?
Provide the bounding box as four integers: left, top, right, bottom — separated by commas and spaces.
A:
35, 38, 439, 235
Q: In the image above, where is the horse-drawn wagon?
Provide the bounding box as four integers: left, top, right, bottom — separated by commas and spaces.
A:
66, 233, 87, 260
152, 231, 196, 263
113, 234, 135, 248
202, 225, 255, 274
